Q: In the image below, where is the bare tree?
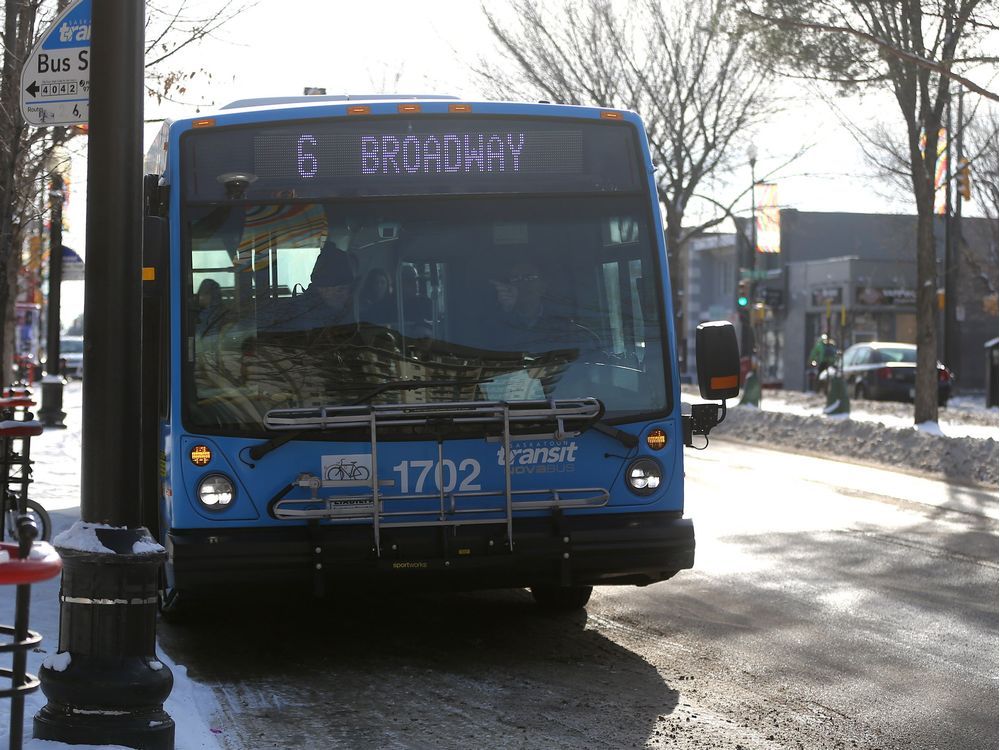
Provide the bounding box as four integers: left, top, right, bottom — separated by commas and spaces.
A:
0, 0, 44, 382
144, 1, 249, 107
742, 0, 994, 423
965, 106, 998, 228
0, 0, 251, 385
478, 0, 781, 348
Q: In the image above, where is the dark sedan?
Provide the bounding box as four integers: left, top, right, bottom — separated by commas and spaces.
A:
827, 342, 953, 406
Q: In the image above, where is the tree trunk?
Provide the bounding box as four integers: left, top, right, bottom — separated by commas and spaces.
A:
910, 115, 940, 425
0, 0, 36, 387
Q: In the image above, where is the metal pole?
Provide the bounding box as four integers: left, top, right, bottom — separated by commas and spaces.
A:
945, 88, 963, 380
38, 169, 66, 428
34, 2, 174, 747
942, 88, 953, 368
750, 158, 759, 372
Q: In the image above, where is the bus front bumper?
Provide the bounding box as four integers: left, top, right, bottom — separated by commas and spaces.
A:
165, 511, 695, 593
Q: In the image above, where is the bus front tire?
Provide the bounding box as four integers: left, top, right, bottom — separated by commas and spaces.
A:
529, 584, 593, 612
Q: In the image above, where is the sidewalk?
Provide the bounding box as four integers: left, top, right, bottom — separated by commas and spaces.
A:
0, 381, 222, 749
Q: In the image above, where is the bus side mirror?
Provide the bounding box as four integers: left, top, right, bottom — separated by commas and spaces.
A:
696, 321, 740, 400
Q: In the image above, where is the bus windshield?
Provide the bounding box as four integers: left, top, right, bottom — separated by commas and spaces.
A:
185, 195, 669, 432
180, 114, 670, 433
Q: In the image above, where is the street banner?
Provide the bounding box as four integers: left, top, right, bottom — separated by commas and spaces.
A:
920, 127, 948, 215
934, 128, 948, 214
755, 182, 780, 254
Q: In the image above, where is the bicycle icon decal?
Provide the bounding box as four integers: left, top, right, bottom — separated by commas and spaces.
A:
325, 459, 370, 482
321, 453, 373, 483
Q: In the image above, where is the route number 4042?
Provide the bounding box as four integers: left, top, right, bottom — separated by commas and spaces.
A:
392, 459, 482, 494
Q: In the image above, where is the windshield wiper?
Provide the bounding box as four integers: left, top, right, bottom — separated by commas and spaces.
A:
247, 378, 494, 462
589, 421, 640, 450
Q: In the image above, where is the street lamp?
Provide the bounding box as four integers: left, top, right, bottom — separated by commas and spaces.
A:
38, 159, 67, 429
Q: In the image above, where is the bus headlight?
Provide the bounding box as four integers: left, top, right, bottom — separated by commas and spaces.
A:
625, 458, 662, 495
197, 474, 235, 510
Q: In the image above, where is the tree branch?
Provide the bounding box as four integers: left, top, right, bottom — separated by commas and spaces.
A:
743, 6, 998, 100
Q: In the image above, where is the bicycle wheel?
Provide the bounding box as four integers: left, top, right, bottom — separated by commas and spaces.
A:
5, 498, 52, 543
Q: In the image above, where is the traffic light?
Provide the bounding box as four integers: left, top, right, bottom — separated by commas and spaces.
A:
957, 157, 971, 201
736, 280, 750, 308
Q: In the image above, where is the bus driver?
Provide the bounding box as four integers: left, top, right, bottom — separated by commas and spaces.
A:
486, 259, 588, 352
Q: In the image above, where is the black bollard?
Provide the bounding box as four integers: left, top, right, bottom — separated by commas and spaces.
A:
33, 527, 173, 748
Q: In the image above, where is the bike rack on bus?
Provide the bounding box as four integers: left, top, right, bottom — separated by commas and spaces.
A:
264, 398, 610, 556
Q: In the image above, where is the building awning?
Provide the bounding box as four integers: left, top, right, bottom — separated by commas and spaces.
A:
62, 246, 84, 281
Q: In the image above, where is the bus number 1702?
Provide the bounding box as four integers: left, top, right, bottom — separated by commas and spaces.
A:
392, 459, 482, 494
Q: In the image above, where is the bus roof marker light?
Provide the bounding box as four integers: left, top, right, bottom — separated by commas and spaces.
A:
192, 118, 215, 128
600, 111, 623, 120
397, 103, 421, 113
347, 105, 371, 115
448, 103, 472, 113
190, 445, 212, 466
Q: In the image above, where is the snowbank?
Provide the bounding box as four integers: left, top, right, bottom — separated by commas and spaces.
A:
707, 400, 999, 487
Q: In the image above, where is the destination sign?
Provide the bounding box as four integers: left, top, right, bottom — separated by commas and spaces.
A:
254, 129, 578, 180
183, 117, 641, 200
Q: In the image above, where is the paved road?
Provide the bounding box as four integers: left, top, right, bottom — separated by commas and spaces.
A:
158, 441, 998, 749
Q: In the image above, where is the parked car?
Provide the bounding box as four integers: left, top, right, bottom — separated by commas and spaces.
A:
58, 335, 84, 379
822, 341, 952, 406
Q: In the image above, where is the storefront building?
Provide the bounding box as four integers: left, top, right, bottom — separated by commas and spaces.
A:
682, 210, 998, 393
783, 256, 919, 390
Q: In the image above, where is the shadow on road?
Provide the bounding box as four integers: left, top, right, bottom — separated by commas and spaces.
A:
662, 521, 998, 750
159, 588, 679, 749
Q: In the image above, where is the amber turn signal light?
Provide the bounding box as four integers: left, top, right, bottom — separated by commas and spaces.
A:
190, 445, 212, 466
646, 428, 667, 450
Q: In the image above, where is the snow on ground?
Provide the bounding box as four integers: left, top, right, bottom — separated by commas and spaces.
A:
0, 381, 994, 749
0, 382, 223, 750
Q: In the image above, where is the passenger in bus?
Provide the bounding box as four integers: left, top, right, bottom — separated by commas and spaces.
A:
275, 241, 358, 332
359, 268, 394, 326
300, 241, 355, 327
195, 278, 227, 337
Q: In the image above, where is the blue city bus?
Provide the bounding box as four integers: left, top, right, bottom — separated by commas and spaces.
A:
142, 95, 739, 613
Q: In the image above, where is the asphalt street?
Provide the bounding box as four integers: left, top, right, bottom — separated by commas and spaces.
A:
157, 440, 999, 750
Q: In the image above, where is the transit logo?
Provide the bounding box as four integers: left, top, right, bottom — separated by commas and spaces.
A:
496, 440, 578, 475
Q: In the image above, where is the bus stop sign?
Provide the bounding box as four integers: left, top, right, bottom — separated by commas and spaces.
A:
20, 0, 91, 127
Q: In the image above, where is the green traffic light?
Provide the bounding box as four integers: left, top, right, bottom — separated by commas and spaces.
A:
737, 295, 749, 307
